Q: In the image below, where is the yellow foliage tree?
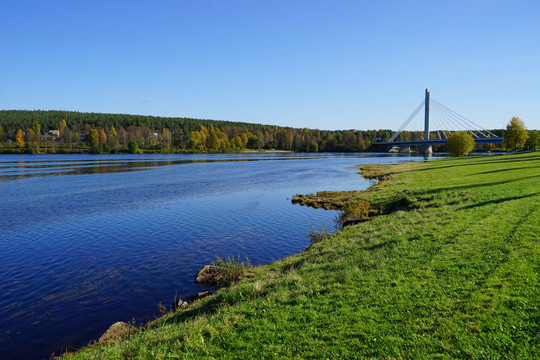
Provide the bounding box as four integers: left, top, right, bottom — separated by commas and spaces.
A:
503, 117, 529, 151
446, 131, 475, 157
206, 132, 220, 150
98, 129, 107, 147
189, 130, 206, 150
15, 129, 25, 148
59, 119, 67, 136
25, 128, 36, 143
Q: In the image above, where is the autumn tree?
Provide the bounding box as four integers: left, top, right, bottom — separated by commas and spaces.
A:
24, 128, 36, 143
118, 127, 128, 148
216, 130, 229, 150
503, 117, 528, 151
32, 121, 41, 138
86, 128, 100, 153
98, 129, 107, 148
161, 128, 172, 149
140, 124, 152, 149
247, 135, 259, 149
240, 132, 249, 148
189, 130, 207, 150
275, 129, 293, 150
15, 129, 25, 148
446, 131, 475, 157
127, 125, 144, 146
206, 132, 220, 151
59, 119, 67, 136
108, 127, 118, 151
23, 128, 40, 153
306, 141, 319, 152
64, 129, 75, 150
24, 128, 35, 143
344, 131, 356, 148
231, 135, 243, 149
256, 130, 265, 149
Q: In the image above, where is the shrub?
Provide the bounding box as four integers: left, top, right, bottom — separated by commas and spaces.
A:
128, 140, 141, 154
446, 131, 475, 157
211, 255, 252, 286
308, 225, 331, 247
340, 199, 370, 224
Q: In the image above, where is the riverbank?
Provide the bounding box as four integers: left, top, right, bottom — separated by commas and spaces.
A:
60, 151, 539, 359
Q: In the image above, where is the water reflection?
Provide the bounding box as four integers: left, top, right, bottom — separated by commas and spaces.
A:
0, 152, 444, 181
0, 158, 305, 180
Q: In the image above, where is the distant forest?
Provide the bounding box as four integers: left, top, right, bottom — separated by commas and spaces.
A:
0, 110, 503, 154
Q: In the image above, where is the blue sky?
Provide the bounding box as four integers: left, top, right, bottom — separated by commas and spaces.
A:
1, 0, 539, 130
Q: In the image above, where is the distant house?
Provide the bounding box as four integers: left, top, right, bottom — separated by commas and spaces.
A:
48, 130, 60, 138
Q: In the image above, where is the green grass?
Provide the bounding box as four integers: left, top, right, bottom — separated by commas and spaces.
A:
60, 152, 540, 359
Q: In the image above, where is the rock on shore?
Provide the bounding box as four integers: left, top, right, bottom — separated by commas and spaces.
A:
194, 265, 222, 286
98, 322, 134, 343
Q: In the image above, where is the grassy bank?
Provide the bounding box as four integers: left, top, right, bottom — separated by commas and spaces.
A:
61, 152, 539, 359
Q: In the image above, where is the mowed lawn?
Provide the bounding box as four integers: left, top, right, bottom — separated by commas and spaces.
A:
63, 152, 540, 359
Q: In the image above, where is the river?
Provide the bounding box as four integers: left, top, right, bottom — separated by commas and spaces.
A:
0, 152, 434, 359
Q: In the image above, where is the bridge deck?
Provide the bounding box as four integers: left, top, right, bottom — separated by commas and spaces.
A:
378, 138, 502, 147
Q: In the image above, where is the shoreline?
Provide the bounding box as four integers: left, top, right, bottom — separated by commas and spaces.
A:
62, 158, 389, 353
60, 151, 540, 358
60, 155, 403, 354
92, 161, 386, 344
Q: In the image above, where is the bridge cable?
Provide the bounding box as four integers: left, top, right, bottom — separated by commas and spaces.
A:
429, 104, 443, 139
433, 106, 454, 140
432, 102, 469, 135
432, 99, 492, 137
388, 99, 425, 142
432, 99, 498, 138
432, 100, 480, 137
431, 104, 454, 139
432, 104, 454, 141
431, 100, 469, 133
430, 105, 447, 139
434, 101, 481, 137
436, 101, 489, 138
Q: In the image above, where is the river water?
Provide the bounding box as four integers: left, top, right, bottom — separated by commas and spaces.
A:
0, 152, 432, 359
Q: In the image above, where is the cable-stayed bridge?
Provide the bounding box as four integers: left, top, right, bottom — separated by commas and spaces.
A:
377, 89, 502, 153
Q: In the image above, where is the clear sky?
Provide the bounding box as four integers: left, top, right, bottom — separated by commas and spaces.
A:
1, 0, 539, 131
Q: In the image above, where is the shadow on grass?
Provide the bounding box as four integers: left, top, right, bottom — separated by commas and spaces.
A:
146, 290, 239, 329
458, 193, 539, 211
415, 175, 539, 196
473, 165, 538, 175
411, 154, 539, 172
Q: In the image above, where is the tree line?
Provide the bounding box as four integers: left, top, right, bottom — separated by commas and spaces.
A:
1, 110, 535, 154
0, 110, 397, 154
